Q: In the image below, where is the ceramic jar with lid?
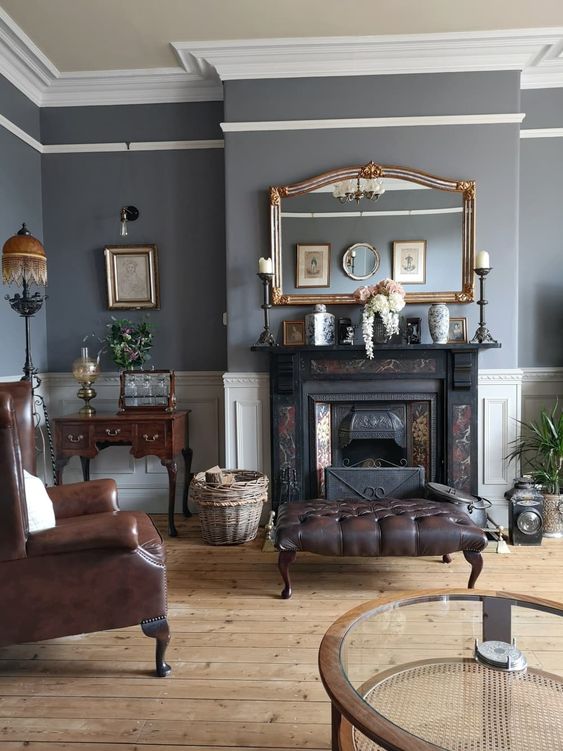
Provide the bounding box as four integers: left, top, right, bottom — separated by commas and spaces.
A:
305, 304, 335, 346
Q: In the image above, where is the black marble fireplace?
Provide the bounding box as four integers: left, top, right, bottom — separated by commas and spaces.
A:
258, 344, 497, 510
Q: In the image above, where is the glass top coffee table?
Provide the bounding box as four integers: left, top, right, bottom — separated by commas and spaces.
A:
318, 590, 563, 751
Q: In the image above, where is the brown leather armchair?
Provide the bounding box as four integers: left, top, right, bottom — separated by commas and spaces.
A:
0, 381, 171, 676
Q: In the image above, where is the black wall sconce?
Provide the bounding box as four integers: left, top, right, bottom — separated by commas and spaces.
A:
119, 205, 139, 237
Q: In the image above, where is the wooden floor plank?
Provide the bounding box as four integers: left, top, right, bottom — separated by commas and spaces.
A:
0, 515, 562, 751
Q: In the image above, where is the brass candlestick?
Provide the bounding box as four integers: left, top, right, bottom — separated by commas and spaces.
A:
470, 267, 498, 344
256, 272, 276, 346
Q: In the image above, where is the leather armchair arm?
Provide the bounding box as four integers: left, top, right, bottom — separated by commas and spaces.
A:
47, 479, 119, 519
27, 512, 139, 557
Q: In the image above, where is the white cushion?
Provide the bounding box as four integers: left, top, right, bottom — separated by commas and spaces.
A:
23, 470, 56, 533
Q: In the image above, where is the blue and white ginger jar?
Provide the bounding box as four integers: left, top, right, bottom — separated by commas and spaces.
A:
305, 304, 335, 346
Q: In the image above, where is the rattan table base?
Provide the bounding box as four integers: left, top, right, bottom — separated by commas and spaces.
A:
352, 659, 563, 751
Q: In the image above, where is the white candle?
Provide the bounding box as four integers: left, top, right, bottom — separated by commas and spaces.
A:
258, 257, 273, 274
475, 250, 490, 269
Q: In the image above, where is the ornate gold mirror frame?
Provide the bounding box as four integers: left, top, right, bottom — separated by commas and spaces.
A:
270, 161, 475, 305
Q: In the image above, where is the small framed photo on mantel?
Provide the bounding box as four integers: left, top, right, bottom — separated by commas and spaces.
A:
295, 244, 331, 288
448, 317, 468, 344
282, 320, 305, 346
105, 244, 160, 310
392, 240, 426, 284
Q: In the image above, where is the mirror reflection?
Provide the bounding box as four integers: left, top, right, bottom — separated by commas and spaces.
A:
270, 162, 475, 305
342, 243, 380, 281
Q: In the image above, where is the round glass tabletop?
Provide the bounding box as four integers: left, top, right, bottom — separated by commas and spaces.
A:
318, 590, 563, 751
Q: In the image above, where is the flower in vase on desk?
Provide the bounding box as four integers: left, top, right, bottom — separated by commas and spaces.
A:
105, 317, 153, 370
354, 279, 406, 359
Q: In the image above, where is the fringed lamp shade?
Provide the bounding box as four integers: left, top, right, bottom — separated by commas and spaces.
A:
2, 223, 47, 286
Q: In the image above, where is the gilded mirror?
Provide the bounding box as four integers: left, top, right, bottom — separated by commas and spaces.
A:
269, 161, 475, 305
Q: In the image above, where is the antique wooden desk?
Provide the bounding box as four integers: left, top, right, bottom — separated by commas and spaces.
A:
54, 410, 192, 537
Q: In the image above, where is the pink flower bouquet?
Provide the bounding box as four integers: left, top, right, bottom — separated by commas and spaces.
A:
354, 279, 406, 358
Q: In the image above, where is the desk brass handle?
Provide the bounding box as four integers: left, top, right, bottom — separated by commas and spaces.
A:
143, 433, 160, 442
105, 428, 121, 436
67, 433, 84, 443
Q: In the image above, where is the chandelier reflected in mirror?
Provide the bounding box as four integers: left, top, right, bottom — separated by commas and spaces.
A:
333, 176, 386, 204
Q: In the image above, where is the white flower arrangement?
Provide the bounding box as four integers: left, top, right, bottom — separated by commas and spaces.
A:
354, 279, 406, 359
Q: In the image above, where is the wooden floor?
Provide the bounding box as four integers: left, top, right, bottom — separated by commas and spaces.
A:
1, 515, 562, 751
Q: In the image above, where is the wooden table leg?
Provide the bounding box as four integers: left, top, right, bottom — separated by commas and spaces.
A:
181, 447, 193, 517
80, 456, 90, 482
55, 456, 70, 485
331, 704, 342, 751
163, 459, 178, 537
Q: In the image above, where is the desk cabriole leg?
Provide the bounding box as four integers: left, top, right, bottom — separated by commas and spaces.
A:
80, 456, 90, 482
163, 459, 178, 537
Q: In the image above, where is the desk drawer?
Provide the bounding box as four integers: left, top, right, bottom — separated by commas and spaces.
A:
136, 422, 167, 450
61, 425, 91, 450
94, 424, 133, 442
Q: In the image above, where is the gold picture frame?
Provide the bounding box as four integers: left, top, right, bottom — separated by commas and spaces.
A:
282, 320, 305, 346
448, 317, 468, 343
104, 244, 160, 310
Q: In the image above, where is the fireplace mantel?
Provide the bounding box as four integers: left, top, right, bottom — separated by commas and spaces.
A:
255, 343, 500, 509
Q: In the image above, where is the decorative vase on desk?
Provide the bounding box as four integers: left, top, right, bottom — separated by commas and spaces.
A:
305, 304, 335, 345
428, 303, 449, 344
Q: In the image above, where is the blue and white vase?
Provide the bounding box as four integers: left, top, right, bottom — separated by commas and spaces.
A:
428, 303, 449, 344
305, 304, 335, 346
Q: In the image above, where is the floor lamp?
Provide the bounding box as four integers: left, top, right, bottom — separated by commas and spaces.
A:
2, 223, 56, 482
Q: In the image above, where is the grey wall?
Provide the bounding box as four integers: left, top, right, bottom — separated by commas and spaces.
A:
0, 75, 46, 377
519, 90, 563, 366
224, 73, 521, 372
40, 102, 227, 372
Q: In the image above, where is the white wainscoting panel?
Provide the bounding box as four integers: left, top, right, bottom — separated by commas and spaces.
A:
44, 371, 224, 513
223, 373, 270, 474
478, 369, 523, 527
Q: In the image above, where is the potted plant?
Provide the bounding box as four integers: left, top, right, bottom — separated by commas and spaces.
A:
353, 279, 406, 359
507, 403, 563, 538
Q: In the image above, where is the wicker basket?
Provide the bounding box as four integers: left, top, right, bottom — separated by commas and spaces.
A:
191, 469, 268, 545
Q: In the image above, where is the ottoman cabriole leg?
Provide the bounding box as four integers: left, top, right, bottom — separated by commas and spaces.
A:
278, 550, 296, 599
463, 550, 484, 589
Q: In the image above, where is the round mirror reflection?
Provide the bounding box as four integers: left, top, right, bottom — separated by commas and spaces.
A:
342, 243, 380, 281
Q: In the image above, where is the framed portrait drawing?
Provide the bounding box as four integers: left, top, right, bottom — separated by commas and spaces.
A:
448, 317, 468, 343
282, 320, 305, 346
296, 244, 331, 288
104, 244, 160, 310
392, 240, 426, 284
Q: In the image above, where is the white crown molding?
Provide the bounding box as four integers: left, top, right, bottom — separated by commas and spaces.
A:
41, 68, 223, 107
0, 9, 223, 107
0, 7, 57, 105
3, 7, 563, 111
174, 29, 563, 81
520, 127, 563, 139
221, 113, 525, 134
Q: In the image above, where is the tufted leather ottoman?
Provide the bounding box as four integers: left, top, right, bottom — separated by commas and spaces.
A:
274, 498, 487, 598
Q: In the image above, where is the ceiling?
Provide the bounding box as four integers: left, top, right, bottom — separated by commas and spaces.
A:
3, 0, 563, 72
